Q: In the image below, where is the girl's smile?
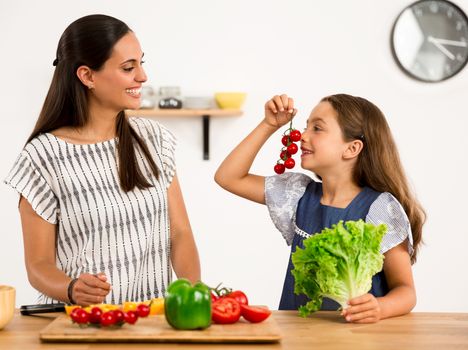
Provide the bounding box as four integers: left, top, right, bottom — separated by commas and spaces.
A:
300, 146, 313, 157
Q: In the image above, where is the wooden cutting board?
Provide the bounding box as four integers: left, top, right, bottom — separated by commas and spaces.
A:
40, 314, 282, 343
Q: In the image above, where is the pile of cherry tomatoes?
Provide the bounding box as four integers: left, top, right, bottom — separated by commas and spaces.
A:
66, 299, 164, 328
210, 284, 271, 324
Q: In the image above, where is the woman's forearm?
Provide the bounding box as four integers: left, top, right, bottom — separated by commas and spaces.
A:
171, 231, 201, 283
27, 261, 72, 303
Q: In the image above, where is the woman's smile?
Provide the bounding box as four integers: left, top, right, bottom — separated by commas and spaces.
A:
125, 87, 142, 98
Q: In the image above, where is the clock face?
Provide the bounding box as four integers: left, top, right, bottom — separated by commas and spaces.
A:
392, 0, 468, 82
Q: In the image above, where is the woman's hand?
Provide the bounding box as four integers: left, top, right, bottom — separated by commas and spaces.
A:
263, 94, 297, 129
342, 293, 382, 323
71, 272, 111, 306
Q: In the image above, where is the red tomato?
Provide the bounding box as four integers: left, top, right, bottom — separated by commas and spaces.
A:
212, 298, 241, 324
113, 309, 125, 324
241, 304, 271, 323
274, 163, 285, 174
136, 303, 150, 317
227, 290, 249, 305
124, 310, 139, 325
284, 158, 295, 169
70, 308, 89, 324
286, 143, 298, 155
89, 307, 103, 324
289, 129, 302, 142
100, 311, 117, 327
280, 150, 290, 160
281, 135, 290, 146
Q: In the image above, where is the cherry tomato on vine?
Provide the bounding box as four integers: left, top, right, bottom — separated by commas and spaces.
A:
227, 290, 249, 305
290, 129, 302, 142
286, 143, 298, 155
274, 163, 285, 174
284, 158, 295, 169
280, 150, 289, 160
212, 298, 241, 324
241, 304, 271, 323
281, 135, 290, 146
100, 311, 117, 327
70, 308, 90, 324
136, 303, 150, 317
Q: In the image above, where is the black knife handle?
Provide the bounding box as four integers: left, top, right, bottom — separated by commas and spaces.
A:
20, 303, 66, 315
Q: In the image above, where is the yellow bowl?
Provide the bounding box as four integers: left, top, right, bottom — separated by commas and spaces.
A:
214, 92, 246, 109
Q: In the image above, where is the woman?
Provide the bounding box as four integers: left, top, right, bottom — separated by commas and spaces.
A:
4, 14, 200, 306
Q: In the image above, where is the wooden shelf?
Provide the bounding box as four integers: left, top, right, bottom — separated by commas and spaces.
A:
125, 108, 243, 160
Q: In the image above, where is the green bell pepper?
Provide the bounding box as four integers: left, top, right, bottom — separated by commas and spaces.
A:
164, 278, 212, 330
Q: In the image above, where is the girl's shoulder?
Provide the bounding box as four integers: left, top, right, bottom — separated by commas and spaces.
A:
367, 192, 414, 255
265, 172, 315, 193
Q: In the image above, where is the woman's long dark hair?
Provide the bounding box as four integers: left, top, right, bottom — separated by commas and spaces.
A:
27, 14, 158, 192
322, 94, 425, 264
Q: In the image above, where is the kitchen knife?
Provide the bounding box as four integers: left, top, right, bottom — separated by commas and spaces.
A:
20, 303, 66, 315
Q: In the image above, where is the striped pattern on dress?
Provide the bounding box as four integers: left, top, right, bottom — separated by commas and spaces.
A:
4, 117, 176, 304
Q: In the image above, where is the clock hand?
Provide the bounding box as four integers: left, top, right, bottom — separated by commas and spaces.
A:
428, 36, 456, 60
429, 37, 467, 47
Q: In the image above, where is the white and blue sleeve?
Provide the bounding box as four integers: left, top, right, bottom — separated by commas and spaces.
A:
366, 192, 414, 256
265, 172, 312, 246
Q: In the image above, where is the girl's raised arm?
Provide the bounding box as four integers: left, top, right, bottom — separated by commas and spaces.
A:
214, 94, 296, 204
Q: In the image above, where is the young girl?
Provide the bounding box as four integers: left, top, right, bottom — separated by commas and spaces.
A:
215, 93, 425, 323
4, 15, 200, 306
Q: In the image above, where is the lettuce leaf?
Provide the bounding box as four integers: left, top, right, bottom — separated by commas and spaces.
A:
291, 219, 386, 317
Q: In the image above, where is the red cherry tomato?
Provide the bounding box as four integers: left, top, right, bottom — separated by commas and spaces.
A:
280, 150, 289, 160
89, 307, 103, 324
290, 129, 302, 142
70, 308, 90, 324
281, 135, 290, 146
226, 290, 249, 305
274, 163, 285, 174
286, 143, 298, 155
212, 298, 241, 324
241, 304, 272, 323
124, 310, 139, 325
100, 311, 117, 327
136, 303, 150, 318
113, 309, 125, 324
284, 158, 295, 169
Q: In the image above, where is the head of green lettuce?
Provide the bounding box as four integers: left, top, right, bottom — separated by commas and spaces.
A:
292, 220, 387, 317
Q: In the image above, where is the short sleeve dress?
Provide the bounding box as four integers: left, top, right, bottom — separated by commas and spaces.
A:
265, 172, 414, 311
4, 117, 176, 304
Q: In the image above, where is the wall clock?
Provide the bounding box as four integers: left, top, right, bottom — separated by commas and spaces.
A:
391, 0, 468, 82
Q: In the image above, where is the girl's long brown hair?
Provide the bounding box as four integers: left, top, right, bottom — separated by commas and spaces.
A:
27, 14, 158, 192
322, 94, 425, 263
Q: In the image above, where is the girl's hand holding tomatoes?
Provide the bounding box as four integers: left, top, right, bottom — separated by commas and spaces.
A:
264, 94, 297, 130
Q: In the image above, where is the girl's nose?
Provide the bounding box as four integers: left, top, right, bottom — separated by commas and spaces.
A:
301, 129, 309, 143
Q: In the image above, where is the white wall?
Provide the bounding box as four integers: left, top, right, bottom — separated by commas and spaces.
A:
1, 0, 467, 312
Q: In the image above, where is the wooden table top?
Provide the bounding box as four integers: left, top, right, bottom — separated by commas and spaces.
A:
1, 310, 467, 349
